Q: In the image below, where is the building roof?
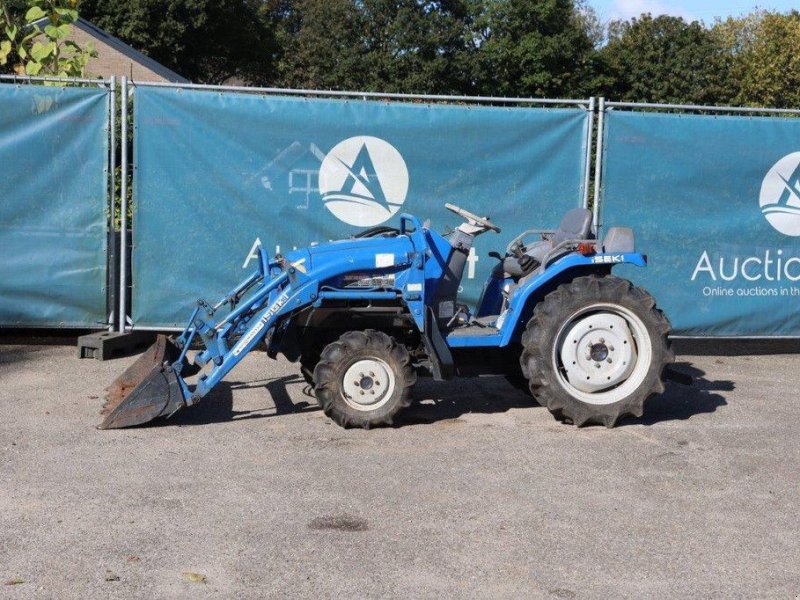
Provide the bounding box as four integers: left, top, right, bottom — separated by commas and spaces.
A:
32, 17, 189, 83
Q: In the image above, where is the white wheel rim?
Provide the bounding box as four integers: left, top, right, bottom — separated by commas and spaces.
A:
553, 303, 652, 406
341, 358, 396, 412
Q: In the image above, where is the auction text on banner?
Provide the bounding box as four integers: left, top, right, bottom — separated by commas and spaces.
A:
601, 109, 800, 336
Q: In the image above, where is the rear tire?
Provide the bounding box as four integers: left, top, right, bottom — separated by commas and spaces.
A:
313, 330, 416, 428
520, 275, 672, 427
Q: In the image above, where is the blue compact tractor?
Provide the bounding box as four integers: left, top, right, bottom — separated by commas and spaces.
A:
101, 204, 672, 430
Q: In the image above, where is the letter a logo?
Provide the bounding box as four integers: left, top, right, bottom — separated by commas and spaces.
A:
319, 136, 409, 227
760, 152, 800, 236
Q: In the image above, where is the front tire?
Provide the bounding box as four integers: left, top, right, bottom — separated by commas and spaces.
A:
300, 355, 318, 387
520, 275, 672, 427
313, 330, 416, 428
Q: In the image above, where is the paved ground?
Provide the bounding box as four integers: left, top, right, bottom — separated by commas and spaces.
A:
0, 340, 799, 599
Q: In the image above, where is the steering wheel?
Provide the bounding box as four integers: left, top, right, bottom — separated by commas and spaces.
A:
445, 203, 501, 233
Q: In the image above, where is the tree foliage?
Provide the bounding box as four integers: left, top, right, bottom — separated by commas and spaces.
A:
356, 0, 474, 94
1, 0, 96, 77
598, 14, 735, 105
714, 11, 800, 109
2, 0, 800, 110
273, 0, 369, 91
275, 0, 474, 94
274, 0, 595, 97
78, 0, 277, 84
471, 0, 594, 97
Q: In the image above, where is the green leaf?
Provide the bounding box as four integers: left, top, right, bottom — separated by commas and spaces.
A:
29, 41, 45, 59
56, 23, 72, 39
5, 25, 18, 40
25, 60, 43, 75
25, 6, 47, 23
30, 41, 54, 62
54, 8, 79, 21
41, 23, 72, 41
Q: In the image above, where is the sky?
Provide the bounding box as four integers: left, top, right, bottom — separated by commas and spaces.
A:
590, 0, 799, 23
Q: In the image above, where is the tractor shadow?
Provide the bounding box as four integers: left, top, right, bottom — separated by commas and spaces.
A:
397, 376, 536, 426
397, 361, 731, 428
158, 362, 730, 429
618, 362, 731, 427
159, 373, 319, 427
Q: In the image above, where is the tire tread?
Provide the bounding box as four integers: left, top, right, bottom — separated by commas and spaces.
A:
520, 274, 672, 427
314, 329, 415, 428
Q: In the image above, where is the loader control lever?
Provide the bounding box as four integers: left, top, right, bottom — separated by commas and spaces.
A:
444, 203, 501, 233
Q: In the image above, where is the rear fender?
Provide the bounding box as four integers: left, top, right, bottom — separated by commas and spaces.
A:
498, 252, 647, 346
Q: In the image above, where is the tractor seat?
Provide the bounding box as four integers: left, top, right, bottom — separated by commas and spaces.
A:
501, 208, 594, 278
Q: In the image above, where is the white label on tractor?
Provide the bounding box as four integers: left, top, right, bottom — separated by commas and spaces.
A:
406, 283, 422, 292
232, 292, 289, 356
375, 253, 395, 268
593, 255, 624, 264
343, 273, 395, 288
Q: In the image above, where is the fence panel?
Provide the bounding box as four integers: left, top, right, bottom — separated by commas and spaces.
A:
0, 82, 109, 327
131, 86, 591, 327
601, 108, 800, 336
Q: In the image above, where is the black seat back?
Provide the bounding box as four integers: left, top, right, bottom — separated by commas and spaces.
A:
553, 208, 593, 245
497, 208, 595, 282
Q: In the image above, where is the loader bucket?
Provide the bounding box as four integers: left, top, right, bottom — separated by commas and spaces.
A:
98, 335, 190, 429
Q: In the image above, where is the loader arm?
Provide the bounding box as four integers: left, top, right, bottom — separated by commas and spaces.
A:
99, 223, 430, 429
99, 246, 291, 428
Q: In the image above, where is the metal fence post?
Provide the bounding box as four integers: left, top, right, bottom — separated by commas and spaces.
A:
108, 76, 117, 331
582, 97, 595, 209
592, 97, 606, 236
118, 76, 128, 333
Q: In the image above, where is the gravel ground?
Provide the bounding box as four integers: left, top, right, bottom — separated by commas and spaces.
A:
0, 340, 799, 599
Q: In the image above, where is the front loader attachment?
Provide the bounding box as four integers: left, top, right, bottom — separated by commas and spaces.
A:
98, 244, 294, 430
98, 335, 191, 429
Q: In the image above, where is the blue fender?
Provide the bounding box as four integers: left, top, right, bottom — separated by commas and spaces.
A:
496, 252, 648, 346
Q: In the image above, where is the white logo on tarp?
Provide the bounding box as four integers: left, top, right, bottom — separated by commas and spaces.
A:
760, 152, 800, 237
318, 136, 409, 227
